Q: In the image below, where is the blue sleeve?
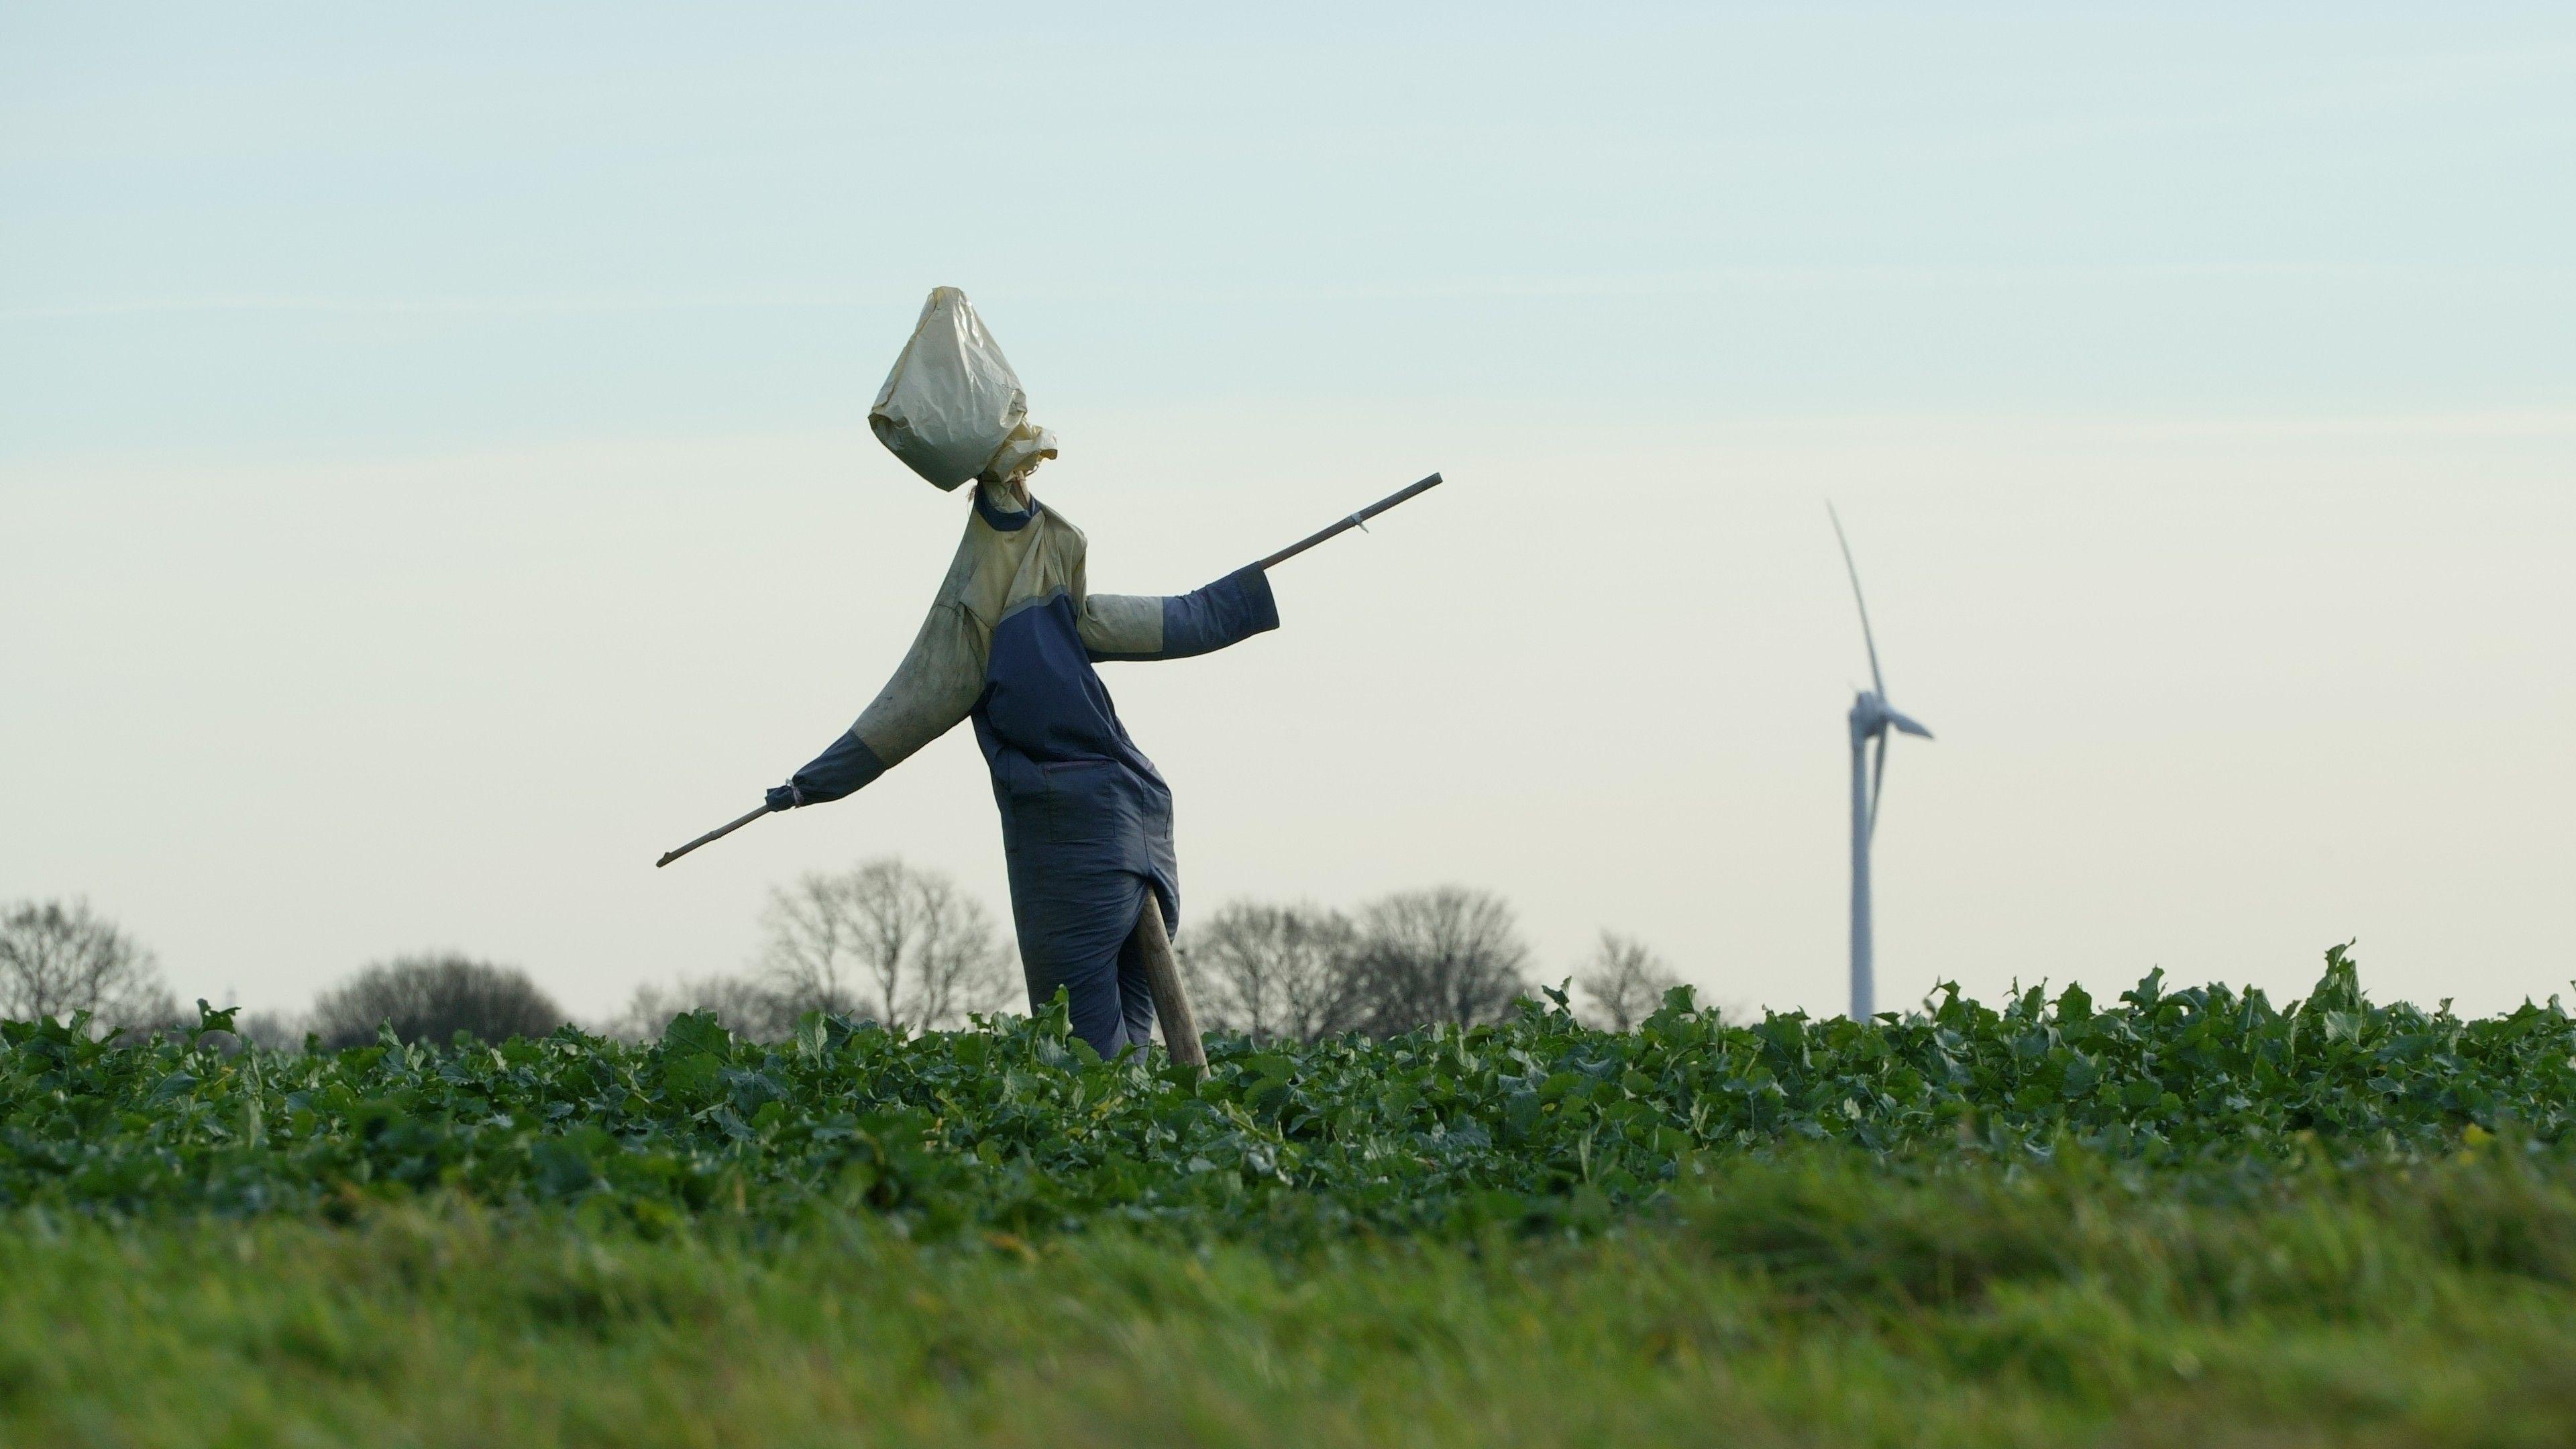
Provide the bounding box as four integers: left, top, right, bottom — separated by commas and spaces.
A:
1156, 566, 1281, 660
767, 729, 889, 810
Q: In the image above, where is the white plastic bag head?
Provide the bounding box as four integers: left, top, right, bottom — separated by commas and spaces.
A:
869, 287, 1057, 492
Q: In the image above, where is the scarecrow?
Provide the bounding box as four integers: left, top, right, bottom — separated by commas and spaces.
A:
659, 289, 1438, 1064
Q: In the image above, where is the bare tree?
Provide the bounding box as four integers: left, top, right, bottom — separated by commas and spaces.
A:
1576, 932, 1684, 1031
759, 857, 1008, 1030
902, 870, 1008, 1029
1179, 900, 1362, 1042
1344, 886, 1531, 1036
607, 972, 799, 1043
0, 899, 180, 1036
310, 954, 566, 1049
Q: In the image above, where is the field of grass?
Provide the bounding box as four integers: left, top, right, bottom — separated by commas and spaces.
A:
8, 949, 2576, 1446
11, 1148, 2576, 1447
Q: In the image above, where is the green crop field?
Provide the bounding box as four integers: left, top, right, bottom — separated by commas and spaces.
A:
9, 947, 2576, 1447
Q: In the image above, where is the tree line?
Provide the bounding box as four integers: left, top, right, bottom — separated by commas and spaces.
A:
1, 862, 1684, 1048
1176, 890, 1680, 1039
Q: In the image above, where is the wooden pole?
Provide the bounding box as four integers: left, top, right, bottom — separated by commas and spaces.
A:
1255, 472, 1442, 571
1128, 898, 1205, 1069
655, 804, 771, 868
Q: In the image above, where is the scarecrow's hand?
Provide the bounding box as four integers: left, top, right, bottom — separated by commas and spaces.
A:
772, 729, 888, 810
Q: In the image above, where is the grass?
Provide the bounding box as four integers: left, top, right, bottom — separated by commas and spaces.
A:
9, 1144, 2576, 1448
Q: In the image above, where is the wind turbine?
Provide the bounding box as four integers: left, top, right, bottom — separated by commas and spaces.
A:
1828, 504, 1933, 1021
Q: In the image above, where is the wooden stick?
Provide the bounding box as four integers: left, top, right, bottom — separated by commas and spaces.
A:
1128, 897, 1205, 1069
655, 804, 771, 868
1255, 472, 1442, 571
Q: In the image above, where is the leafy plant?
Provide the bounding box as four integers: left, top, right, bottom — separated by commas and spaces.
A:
5, 947, 2571, 1242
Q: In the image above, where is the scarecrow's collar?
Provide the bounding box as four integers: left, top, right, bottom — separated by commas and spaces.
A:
973, 483, 1037, 533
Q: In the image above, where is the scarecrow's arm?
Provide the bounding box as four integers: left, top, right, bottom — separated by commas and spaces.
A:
1079, 566, 1279, 663
769, 602, 982, 809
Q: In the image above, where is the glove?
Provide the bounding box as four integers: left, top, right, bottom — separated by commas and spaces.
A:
765, 784, 804, 812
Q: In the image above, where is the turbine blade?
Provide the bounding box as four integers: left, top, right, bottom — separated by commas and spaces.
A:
1885, 706, 1934, 739
1827, 502, 1886, 700
1867, 729, 1890, 841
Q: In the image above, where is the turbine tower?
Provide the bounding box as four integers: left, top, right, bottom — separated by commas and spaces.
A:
1829, 504, 1933, 1021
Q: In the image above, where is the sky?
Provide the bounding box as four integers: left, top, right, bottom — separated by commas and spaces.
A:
4, 3, 2573, 1023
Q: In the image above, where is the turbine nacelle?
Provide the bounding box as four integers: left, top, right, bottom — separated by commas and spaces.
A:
1849, 692, 1933, 745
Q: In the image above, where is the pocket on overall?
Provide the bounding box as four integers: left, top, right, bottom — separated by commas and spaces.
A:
1037, 759, 1134, 849
989, 750, 1053, 853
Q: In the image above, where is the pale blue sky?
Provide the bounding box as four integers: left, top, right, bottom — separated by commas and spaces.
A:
11, 4, 2573, 453
6, 4, 2573, 1020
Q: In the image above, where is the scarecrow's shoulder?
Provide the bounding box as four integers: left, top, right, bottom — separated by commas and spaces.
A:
1025, 505, 1088, 595
1030, 500, 1086, 551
